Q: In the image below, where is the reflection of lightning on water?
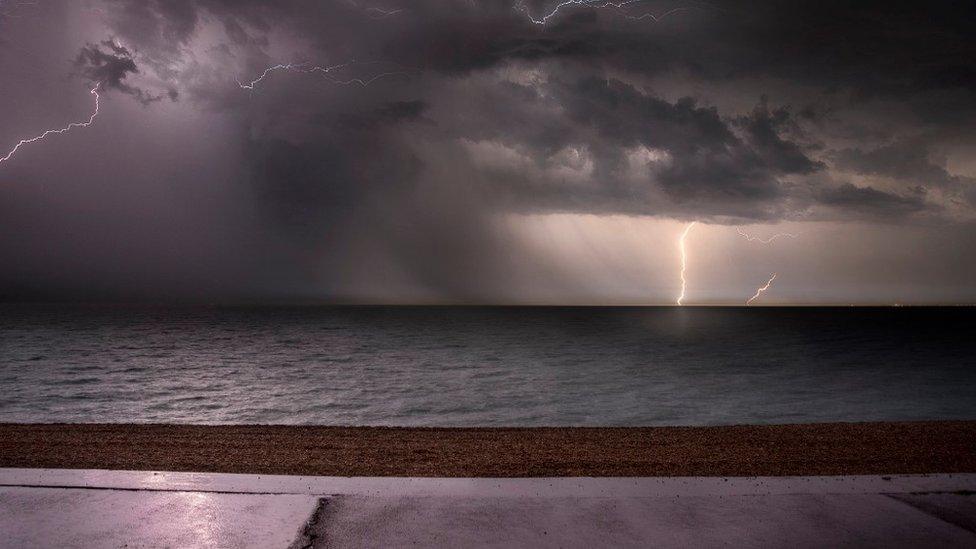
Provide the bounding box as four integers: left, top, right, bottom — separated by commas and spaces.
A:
746, 273, 777, 305
735, 227, 797, 244
237, 61, 412, 91
516, 0, 693, 25
0, 83, 100, 167
676, 221, 697, 306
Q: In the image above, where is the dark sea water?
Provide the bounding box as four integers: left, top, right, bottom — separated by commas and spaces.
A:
1, 305, 974, 426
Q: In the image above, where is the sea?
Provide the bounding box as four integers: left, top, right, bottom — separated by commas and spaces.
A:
1, 304, 974, 426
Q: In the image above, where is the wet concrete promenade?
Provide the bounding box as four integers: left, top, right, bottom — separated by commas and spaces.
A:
1, 469, 974, 548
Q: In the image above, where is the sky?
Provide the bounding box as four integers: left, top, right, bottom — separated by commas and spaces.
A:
1, 0, 975, 305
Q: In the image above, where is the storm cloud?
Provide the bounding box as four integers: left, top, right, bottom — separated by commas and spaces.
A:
1, 0, 975, 302
74, 38, 174, 104
87, 0, 973, 221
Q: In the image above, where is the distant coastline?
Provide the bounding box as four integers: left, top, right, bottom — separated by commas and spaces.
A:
2, 421, 974, 477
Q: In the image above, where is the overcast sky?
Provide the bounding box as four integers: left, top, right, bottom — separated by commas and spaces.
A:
1, 0, 975, 304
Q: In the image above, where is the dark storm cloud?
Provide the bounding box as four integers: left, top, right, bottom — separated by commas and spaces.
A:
815, 183, 931, 220
107, 0, 200, 48
90, 0, 974, 246
74, 40, 138, 88
98, 0, 976, 102
562, 78, 811, 205
334, 100, 430, 129
832, 140, 976, 195
735, 100, 823, 176
91, 0, 971, 221
384, 74, 820, 222
333, 1, 976, 104
74, 39, 173, 104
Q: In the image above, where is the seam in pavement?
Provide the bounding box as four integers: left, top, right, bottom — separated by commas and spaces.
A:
0, 483, 328, 496
884, 493, 976, 534
893, 490, 976, 496
3, 482, 976, 498
288, 497, 330, 549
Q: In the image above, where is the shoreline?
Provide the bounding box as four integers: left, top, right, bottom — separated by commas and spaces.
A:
2, 421, 974, 477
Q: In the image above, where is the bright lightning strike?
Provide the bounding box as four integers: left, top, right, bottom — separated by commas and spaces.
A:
516, 0, 691, 25
364, 6, 403, 18
237, 63, 303, 90
0, 83, 100, 167
237, 61, 411, 91
676, 221, 697, 306
735, 227, 797, 244
746, 273, 777, 305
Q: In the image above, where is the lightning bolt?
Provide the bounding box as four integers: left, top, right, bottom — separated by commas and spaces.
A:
344, 0, 404, 19
735, 226, 797, 244
676, 221, 697, 306
364, 6, 404, 18
237, 63, 305, 90
0, 83, 100, 167
746, 273, 777, 305
237, 61, 411, 91
516, 0, 692, 25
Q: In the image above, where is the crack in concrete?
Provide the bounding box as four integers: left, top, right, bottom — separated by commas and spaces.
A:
289, 497, 331, 549
0, 483, 341, 496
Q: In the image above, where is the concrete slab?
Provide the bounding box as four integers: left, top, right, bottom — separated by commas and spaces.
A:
0, 487, 317, 549
316, 494, 976, 549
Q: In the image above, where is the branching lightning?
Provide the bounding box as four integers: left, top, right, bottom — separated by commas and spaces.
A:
363, 6, 403, 18
237, 61, 412, 91
344, 0, 404, 19
237, 63, 303, 90
676, 221, 697, 306
516, 0, 693, 25
734, 227, 792, 304
0, 83, 100, 167
735, 227, 797, 244
746, 273, 777, 305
